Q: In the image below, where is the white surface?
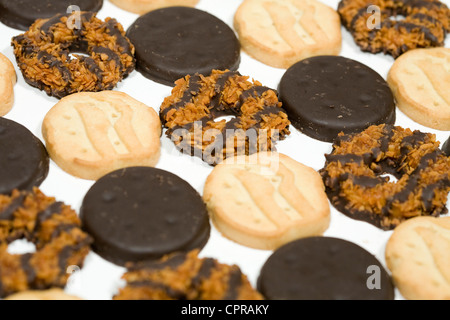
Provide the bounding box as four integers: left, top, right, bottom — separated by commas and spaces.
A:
1, 0, 449, 300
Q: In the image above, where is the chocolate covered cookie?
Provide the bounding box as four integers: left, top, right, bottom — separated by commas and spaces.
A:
443, 136, 450, 156
278, 56, 396, 142
0, 0, 103, 31
80, 167, 210, 266
126, 6, 240, 86
257, 236, 395, 300
0, 117, 49, 195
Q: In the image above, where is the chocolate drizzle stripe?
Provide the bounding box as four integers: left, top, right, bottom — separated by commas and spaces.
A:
0, 193, 26, 220
223, 268, 242, 300
210, 71, 240, 112
34, 201, 64, 232
160, 74, 203, 119
128, 280, 186, 299
37, 51, 72, 82
191, 258, 216, 288
57, 238, 92, 275
20, 253, 36, 285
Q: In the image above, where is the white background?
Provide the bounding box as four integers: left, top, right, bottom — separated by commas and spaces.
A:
1, 0, 449, 300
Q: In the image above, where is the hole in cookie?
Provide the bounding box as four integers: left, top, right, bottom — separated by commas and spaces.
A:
7, 239, 36, 255
214, 115, 235, 123
380, 173, 398, 183
388, 15, 407, 22
69, 52, 90, 60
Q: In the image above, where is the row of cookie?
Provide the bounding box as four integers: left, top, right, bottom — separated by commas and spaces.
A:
2, 175, 449, 300
3, 0, 449, 66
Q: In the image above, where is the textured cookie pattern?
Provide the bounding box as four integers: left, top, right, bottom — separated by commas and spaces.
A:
387, 48, 450, 130
42, 91, 161, 180
0, 53, 16, 116
203, 152, 330, 250
385, 216, 450, 300
234, 0, 342, 68
114, 250, 263, 300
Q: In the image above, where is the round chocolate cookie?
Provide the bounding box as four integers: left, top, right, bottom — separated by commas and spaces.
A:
126, 6, 241, 86
80, 166, 210, 266
443, 136, 450, 157
278, 56, 396, 142
257, 236, 395, 300
0, 117, 49, 195
0, 0, 103, 31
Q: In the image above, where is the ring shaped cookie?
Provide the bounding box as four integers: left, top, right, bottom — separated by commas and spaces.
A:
12, 11, 135, 99
159, 70, 291, 166
0, 188, 92, 298
42, 91, 161, 180
320, 124, 450, 230
338, 0, 450, 58
385, 216, 450, 300
0, 53, 16, 116
234, 0, 342, 69
109, 0, 199, 15
387, 48, 450, 131
203, 152, 330, 250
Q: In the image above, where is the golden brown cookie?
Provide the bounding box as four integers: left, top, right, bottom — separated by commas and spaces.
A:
4, 288, 82, 300
385, 216, 450, 300
114, 249, 263, 300
0, 53, 16, 116
42, 91, 161, 180
109, 0, 199, 15
234, 0, 342, 69
387, 48, 450, 130
203, 152, 330, 250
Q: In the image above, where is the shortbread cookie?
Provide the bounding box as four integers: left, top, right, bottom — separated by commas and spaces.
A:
385, 216, 450, 300
234, 0, 342, 69
42, 91, 161, 180
5, 288, 82, 300
109, 0, 199, 15
0, 53, 16, 116
203, 152, 330, 250
387, 48, 450, 130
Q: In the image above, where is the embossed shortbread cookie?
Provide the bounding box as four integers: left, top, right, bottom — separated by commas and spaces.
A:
387, 48, 450, 130
234, 0, 342, 69
385, 216, 450, 300
203, 152, 330, 250
109, 0, 199, 15
5, 288, 82, 300
42, 91, 161, 180
0, 53, 16, 116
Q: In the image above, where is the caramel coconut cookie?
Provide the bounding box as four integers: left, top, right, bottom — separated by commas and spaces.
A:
203, 152, 330, 250
387, 48, 450, 131
0, 53, 16, 117
385, 216, 450, 300
320, 124, 450, 230
4, 288, 82, 300
159, 70, 291, 166
0, 188, 92, 298
338, 0, 450, 58
109, 0, 199, 15
12, 11, 135, 99
0, 0, 103, 31
42, 91, 161, 180
114, 250, 263, 300
234, 0, 342, 69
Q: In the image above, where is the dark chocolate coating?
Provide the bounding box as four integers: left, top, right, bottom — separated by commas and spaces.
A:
278, 56, 396, 142
0, 117, 49, 195
80, 167, 210, 266
0, 0, 103, 31
443, 136, 450, 157
257, 237, 395, 300
126, 6, 240, 86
